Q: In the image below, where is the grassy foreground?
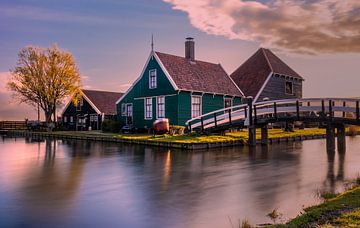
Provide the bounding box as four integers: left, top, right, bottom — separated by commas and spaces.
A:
49, 128, 327, 144
272, 185, 360, 227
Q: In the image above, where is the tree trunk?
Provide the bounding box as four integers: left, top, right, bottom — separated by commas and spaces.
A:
44, 110, 54, 132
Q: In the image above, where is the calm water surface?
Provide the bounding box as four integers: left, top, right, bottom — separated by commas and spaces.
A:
1, 136, 360, 228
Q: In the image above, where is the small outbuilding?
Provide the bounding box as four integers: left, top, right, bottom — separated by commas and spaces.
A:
61, 89, 123, 131
231, 48, 304, 102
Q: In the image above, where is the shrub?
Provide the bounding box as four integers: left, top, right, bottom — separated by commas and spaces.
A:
348, 125, 359, 136
169, 125, 185, 135
102, 120, 121, 133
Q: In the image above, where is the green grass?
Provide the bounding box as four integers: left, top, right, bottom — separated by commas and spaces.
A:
277, 186, 360, 227
226, 128, 326, 140
45, 128, 328, 144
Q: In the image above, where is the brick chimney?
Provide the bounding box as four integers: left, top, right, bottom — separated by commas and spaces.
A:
185, 37, 195, 61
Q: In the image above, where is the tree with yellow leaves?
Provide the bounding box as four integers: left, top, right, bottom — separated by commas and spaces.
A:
8, 44, 82, 126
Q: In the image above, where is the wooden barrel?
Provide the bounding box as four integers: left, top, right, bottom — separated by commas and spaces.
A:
153, 118, 169, 135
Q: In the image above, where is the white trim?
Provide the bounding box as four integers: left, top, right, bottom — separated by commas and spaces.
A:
191, 95, 202, 118
156, 96, 165, 119
218, 63, 245, 97
82, 93, 102, 115
153, 52, 179, 90
262, 48, 274, 72
134, 93, 177, 100
60, 91, 102, 116
116, 52, 154, 105
144, 97, 153, 120
224, 97, 233, 108
253, 72, 273, 103
116, 51, 179, 105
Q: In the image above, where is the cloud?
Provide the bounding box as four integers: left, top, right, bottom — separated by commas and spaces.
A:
118, 83, 132, 92
163, 0, 360, 54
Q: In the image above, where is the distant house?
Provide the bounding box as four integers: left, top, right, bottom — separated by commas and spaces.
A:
116, 38, 244, 129
61, 89, 123, 131
231, 48, 304, 103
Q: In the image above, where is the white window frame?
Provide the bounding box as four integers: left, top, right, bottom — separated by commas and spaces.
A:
76, 98, 83, 111
70, 116, 73, 123
63, 116, 67, 123
156, 96, 165, 119
285, 81, 294, 95
191, 95, 202, 118
144, 97, 153, 120
224, 97, 233, 108
149, 69, 157, 89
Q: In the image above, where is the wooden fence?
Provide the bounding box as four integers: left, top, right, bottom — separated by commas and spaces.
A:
0, 121, 27, 130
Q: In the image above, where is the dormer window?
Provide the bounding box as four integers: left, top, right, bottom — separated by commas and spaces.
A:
149, 69, 157, 89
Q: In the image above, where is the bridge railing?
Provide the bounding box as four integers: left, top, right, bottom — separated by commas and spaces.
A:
185, 104, 248, 131
186, 98, 360, 132
0, 121, 27, 130
254, 98, 360, 122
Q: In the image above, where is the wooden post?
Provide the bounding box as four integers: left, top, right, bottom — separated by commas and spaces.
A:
337, 124, 346, 153
296, 100, 300, 120
322, 100, 325, 118
247, 97, 256, 147
214, 113, 217, 128
274, 102, 277, 120
342, 101, 346, 118
254, 105, 257, 125
228, 109, 232, 126
356, 101, 359, 121
200, 117, 204, 132
326, 122, 335, 153
328, 100, 333, 118
261, 125, 268, 145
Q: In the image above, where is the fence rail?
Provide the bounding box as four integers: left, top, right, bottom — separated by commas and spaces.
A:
0, 121, 27, 130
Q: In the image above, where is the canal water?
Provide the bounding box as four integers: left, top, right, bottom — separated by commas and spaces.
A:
1, 136, 360, 228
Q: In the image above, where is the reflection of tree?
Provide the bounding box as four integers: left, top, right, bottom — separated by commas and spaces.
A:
19, 139, 86, 222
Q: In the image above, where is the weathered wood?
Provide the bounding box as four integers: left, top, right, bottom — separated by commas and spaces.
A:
337, 124, 346, 153
326, 123, 335, 153
261, 125, 268, 145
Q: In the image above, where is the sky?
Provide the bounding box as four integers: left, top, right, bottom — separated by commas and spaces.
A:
0, 0, 359, 120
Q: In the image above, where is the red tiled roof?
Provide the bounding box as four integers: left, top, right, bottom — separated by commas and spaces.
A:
82, 90, 123, 114
155, 52, 244, 97
231, 48, 303, 98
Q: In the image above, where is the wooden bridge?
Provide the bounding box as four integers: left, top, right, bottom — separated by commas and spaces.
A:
186, 98, 360, 151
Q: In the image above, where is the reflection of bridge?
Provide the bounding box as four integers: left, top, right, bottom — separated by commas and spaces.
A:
186, 98, 360, 151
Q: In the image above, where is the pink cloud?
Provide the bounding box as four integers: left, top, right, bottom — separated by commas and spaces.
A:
163, 0, 360, 54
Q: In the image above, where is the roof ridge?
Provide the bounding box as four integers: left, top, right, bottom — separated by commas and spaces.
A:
261, 48, 274, 72
155, 51, 220, 66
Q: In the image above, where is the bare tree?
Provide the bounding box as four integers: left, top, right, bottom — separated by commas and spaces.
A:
8, 44, 82, 127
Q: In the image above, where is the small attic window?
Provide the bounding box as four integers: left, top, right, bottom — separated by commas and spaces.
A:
285, 81, 293, 95
149, 69, 157, 89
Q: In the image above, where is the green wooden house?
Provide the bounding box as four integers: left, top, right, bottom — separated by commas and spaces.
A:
116, 38, 244, 129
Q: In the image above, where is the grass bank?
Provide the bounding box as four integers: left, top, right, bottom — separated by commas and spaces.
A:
271, 184, 360, 228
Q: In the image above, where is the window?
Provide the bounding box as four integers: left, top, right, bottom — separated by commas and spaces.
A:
191, 96, 202, 118
144, 98, 153, 119
224, 98, 232, 108
149, 69, 157, 89
121, 103, 126, 116
63, 116, 67, 123
157, 96, 165, 118
70, 116, 73, 123
285, 81, 293, 95
76, 98, 83, 111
